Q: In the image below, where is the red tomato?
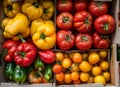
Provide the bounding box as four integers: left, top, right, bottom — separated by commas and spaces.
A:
75, 34, 93, 50
88, 1, 108, 17
57, 12, 73, 30
57, 0, 73, 12
57, 30, 75, 50
74, 11, 93, 33
93, 32, 110, 49
74, 0, 87, 12
52, 64, 62, 74
94, 14, 115, 34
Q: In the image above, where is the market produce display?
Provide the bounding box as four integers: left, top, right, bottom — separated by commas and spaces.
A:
56, 0, 115, 50
54, 51, 110, 85
2, 0, 55, 84
1, 0, 116, 86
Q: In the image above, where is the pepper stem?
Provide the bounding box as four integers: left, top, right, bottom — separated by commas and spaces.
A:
32, 2, 39, 8
18, 33, 26, 42
7, 5, 12, 11
19, 52, 26, 58
40, 33, 46, 39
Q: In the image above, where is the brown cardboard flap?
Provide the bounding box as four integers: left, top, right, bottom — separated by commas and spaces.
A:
0, 83, 53, 87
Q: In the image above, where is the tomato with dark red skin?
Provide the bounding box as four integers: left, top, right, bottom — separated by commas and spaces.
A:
74, 0, 87, 12
94, 14, 115, 34
74, 11, 93, 33
57, 12, 73, 30
57, 30, 75, 50
57, 0, 73, 12
88, 1, 108, 17
93, 32, 110, 49
75, 34, 93, 50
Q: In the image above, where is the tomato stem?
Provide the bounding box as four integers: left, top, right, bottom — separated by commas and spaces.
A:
63, 16, 69, 23
44, 8, 49, 13
84, 17, 89, 24
96, 2, 103, 7
7, 5, 12, 11
34, 72, 41, 78
32, 2, 39, 8
104, 23, 109, 30
81, 36, 89, 42
19, 52, 26, 58
65, 35, 71, 41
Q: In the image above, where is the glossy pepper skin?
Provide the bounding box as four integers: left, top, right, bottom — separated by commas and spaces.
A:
40, 0, 54, 20
3, 13, 30, 41
22, 0, 43, 21
5, 62, 15, 80
14, 34, 37, 67
3, 39, 20, 62
44, 65, 53, 81
3, 0, 21, 18
13, 65, 27, 84
34, 55, 45, 71
31, 18, 54, 36
38, 50, 55, 64
32, 24, 56, 50
93, 32, 110, 49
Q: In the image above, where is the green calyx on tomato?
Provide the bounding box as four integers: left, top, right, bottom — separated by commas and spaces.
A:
81, 36, 89, 42
96, 2, 103, 7
34, 72, 41, 78
44, 8, 49, 13
40, 33, 46, 39
63, 16, 70, 23
19, 52, 26, 58
32, 2, 39, 8
104, 23, 109, 30
65, 34, 71, 41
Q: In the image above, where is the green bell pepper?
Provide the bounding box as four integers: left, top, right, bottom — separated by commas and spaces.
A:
13, 65, 27, 84
5, 62, 15, 80
34, 55, 45, 71
44, 65, 52, 81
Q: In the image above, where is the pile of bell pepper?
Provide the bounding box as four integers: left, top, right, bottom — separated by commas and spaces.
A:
2, 0, 56, 84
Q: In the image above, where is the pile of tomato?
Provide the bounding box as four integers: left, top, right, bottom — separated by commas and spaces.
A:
56, 0, 115, 51
53, 50, 110, 85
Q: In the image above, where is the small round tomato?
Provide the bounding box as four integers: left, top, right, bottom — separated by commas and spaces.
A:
57, 0, 73, 12
52, 64, 62, 74
79, 61, 92, 73
62, 58, 72, 69
74, 11, 93, 33
70, 63, 80, 72
98, 50, 108, 59
57, 30, 75, 50
64, 73, 72, 84
92, 66, 102, 76
71, 71, 79, 81
55, 72, 65, 82
80, 72, 90, 82
94, 75, 106, 85
72, 53, 82, 63
55, 52, 64, 61
75, 34, 93, 50
57, 12, 73, 30
88, 1, 108, 17
102, 72, 110, 82
94, 14, 115, 34
88, 52, 100, 64
74, 0, 87, 12
100, 61, 109, 71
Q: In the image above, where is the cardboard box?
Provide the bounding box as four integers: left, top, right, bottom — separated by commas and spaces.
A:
0, 0, 120, 87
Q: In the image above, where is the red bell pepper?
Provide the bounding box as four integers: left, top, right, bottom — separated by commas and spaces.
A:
38, 50, 55, 64
93, 32, 110, 49
14, 34, 37, 67
3, 39, 20, 62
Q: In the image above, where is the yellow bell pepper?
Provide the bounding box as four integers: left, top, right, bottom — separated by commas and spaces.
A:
31, 18, 54, 36
22, 0, 43, 21
3, 13, 30, 40
32, 24, 56, 50
1, 17, 11, 29
40, 0, 54, 20
3, 0, 21, 18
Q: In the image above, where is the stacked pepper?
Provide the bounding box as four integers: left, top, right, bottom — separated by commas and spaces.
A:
2, 0, 55, 84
